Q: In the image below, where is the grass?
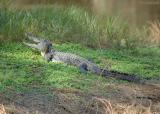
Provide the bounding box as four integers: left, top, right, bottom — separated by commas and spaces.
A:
0, 43, 160, 93
0, 1, 160, 94
0, 5, 152, 49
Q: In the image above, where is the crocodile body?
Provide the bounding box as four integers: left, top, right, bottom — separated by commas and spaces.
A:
45, 50, 141, 83
51, 51, 101, 74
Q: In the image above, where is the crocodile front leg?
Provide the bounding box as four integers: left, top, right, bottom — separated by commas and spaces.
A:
79, 63, 88, 74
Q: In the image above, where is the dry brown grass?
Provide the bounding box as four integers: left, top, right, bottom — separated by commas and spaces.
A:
114, 103, 153, 114
85, 97, 113, 114
0, 102, 155, 114
85, 97, 154, 114
0, 104, 6, 114
149, 21, 160, 45
0, 96, 157, 114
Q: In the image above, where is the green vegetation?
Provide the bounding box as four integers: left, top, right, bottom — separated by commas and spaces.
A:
0, 3, 160, 93
0, 5, 151, 49
0, 43, 160, 92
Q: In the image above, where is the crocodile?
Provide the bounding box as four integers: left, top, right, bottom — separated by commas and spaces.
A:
23, 33, 143, 83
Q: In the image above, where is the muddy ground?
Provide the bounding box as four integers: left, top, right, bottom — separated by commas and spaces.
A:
0, 83, 160, 114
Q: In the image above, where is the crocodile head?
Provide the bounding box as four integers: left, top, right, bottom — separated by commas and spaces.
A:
23, 33, 53, 53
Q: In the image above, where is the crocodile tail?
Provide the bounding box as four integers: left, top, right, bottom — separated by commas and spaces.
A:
100, 69, 143, 83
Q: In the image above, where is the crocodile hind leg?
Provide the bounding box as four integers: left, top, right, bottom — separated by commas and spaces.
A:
79, 63, 88, 74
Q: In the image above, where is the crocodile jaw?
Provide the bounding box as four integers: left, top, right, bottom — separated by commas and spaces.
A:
41, 52, 45, 57
51, 59, 62, 63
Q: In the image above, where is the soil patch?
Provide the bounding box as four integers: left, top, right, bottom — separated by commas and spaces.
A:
0, 83, 160, 114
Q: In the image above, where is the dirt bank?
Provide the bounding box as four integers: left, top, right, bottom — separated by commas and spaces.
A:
0, 83, 160, 114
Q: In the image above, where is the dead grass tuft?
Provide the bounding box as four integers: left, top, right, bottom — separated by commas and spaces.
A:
149, 21, 160, 45
85, 97, 155, 114
85, 97, 113, 114
0, 104, 6, 114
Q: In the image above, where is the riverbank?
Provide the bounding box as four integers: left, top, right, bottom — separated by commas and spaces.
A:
0, 43, 160, 114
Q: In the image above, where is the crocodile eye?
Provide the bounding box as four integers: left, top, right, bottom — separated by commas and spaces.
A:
49, 43, 52, 47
